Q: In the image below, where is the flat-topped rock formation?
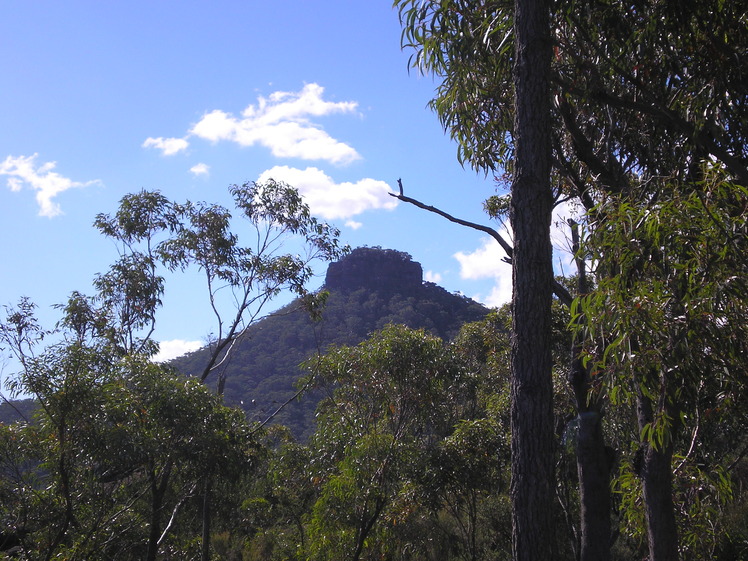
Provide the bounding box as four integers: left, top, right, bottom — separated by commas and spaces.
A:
324, 247, 422, 293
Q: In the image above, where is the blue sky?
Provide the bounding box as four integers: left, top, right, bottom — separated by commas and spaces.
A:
1, 1, 574, 364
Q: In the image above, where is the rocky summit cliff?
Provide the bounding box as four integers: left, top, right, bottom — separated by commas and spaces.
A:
174, 247, 488, 438
325, 247, 423, 293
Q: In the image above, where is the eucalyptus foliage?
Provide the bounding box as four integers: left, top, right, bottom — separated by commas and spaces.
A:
0, 301, 257, 561
302, 323, 510, 561
579, 168, 748, 443
94, 179, 347, 386
396, 0, 748, 191
577, 166, 748, 558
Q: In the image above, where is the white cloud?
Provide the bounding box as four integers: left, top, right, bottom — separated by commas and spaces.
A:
189, 84, 360, 165
482, 281, 513, 308
345, 220, 363, 230
454, 237, 513, 307
142, 136, 189, 156
190, 110, 235, 142
453, 200, 584, 307
551, 199, 582, 275
455, 237, 510, 280
0, 154, 100, 217
424, 270, 442, 283
154, 339, 202, 363
257, 166, 397, 220
248, 84, 358, 122
189, 162, 210, 176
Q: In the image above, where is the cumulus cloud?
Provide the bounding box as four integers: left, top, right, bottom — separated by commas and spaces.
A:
189, 162, 210, 176
188, 84, 360, 164
0, 154, 100, 217
482, 282, 514, 308
455, 235, 512, 280
453, 200, 583, 307
142, 136, 189, 156
454, 237, 513, 307
424, 270, 442, 283
345, 220, 363, 230
257, 165, 397, 220
154, 339, 203, 363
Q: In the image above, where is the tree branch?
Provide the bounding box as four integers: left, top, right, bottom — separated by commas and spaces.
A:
556, 99, 631, 196
390, 180, 573, 307
392, 179, 513, 258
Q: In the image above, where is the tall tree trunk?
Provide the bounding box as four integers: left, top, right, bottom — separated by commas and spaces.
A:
201, 477, 212, 561
201, 370, 227, 561
146, 463, 172, 561
569, 221, 612, 561
636, 385, 679, 561
575, 408, 612, 561
509, 0, 555, 559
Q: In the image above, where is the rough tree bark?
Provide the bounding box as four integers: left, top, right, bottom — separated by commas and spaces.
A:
509, 0, 556, 559
569, 220, 612, 561
636, 381, 680, 561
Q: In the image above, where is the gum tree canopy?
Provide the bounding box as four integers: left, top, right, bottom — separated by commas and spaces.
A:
395, 1, 747, 560
0, 179, 347, 560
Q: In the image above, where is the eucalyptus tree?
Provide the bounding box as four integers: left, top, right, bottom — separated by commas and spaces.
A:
94, 179, 347, 390
577, 167, 748, 560
508, 2, 557, 559
0, 299, 257, 561
0, 179, 346, 560
395, 1, 748, 559
304, 323, 508, 561
396, 1, 558, 559
93, 179, 346, 560
304, 325, 457, 561
556, 5, 748, 559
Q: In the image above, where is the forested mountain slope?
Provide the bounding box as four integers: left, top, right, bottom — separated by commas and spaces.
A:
0, 399, 37, 425
173, 247, 488, 438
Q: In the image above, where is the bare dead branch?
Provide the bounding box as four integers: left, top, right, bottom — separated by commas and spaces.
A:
390, 180, 573, 307
390, 181, 514, 257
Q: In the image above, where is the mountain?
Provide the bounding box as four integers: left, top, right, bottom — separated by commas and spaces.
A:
173, 247, 489, 439
0, 399, 37, 425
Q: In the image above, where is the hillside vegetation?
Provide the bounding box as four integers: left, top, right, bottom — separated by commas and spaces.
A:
173, 247, 488, 438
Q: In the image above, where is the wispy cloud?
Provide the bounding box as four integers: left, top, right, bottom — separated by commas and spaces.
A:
258, 166, 397, 220
550, 199, 582, 276
0, 154, 100, 217
145, 84, 361, 165
142, 136, 189, 156
189, 162, 210, 176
